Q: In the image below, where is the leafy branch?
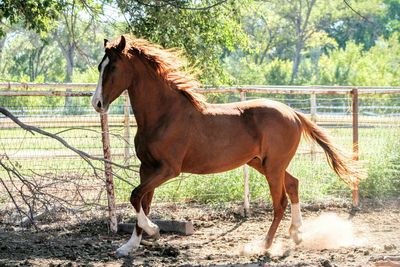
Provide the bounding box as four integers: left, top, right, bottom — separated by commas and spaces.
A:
132, 0, 228, 11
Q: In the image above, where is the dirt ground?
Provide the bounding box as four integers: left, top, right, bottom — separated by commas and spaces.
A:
0, 199, 399, 267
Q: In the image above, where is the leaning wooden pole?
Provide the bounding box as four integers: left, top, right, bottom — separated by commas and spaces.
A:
100, 112, 118, 233
351, 88, 360, 207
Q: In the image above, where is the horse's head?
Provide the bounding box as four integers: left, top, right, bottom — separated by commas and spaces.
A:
92, 35, 203, 113
92, 35, 132, 113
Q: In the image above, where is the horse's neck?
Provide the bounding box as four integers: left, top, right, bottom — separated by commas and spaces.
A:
128, 79, 188, 130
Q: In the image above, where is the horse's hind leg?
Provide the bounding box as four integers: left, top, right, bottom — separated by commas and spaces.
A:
263, 164, 288, 249
247, 158, 289, 249
285, 171, 302, 244
248, 159, 303, 246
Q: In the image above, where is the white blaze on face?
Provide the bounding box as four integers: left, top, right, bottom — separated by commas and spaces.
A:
91, 56, 110, 112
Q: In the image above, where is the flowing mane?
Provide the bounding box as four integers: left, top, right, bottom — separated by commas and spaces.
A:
109, 35, 205, 110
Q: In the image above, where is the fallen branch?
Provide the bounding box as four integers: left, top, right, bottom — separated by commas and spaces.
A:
0, 106, 137, 172
0, 106, 138, 226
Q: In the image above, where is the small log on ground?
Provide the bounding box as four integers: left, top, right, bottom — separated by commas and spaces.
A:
19, 205, 60, 227
118, 220, 194, 236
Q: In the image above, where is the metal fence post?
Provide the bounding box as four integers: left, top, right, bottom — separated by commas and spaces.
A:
100, 112, 118, 233
310, 93, 317, 160
240, 91, 250, 216
351, 88, 359, 207
123, 93, 130, 165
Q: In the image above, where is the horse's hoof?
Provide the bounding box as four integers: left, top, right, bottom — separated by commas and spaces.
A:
289, 226, 302, 245
289, 230, 302, 245
115, 249, 130, 258
263, 238, 273, 250
149, 228, 160, 240
115, 249, 129, 258
292, 235, 302, 245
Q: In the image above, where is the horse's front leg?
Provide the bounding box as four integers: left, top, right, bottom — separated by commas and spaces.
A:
115, 191, 156, 257
115, 165, 178, 257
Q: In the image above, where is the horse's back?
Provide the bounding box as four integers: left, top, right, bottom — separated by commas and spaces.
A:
242, 98, 301, 143
203, 99, 301, 129
181, 99, 302, 173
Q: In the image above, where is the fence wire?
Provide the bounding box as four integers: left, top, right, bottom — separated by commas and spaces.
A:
0, 89, 399, 224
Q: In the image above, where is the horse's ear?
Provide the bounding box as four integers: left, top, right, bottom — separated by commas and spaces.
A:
116, 35, 126, 52
104, 39, 109, 48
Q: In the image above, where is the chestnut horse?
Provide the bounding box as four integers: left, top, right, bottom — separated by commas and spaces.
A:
91, 35, 364, 257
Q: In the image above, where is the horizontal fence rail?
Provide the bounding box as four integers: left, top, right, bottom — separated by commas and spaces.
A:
1, 82, 400, 94
0, 83, 399, 225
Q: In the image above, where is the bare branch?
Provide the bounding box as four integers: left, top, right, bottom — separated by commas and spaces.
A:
0, 159, 38, 229
0, 106, 137, 172
0, 106, 140, 226
343, 0, 372, 23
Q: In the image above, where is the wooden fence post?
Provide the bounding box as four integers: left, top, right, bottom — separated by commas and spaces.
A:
64, 88, 72, 114
123, 93, 130, 165
352, 89, 359, 161
351, 88, 359, 207
100, 112, 118, 233
310, 93, 317, 160
240, 91, 250, 216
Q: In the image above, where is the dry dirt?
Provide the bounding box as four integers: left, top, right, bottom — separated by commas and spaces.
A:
0, 200, 399, 267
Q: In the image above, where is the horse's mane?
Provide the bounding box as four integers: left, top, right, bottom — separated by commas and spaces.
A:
112, 35, 205, 110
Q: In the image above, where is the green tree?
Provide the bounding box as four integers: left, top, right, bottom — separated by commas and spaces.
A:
322, 0, 386, 49
52, 0, 103, 82
0, 0, 64, 36
117, 0, 249, 85
316, 34, 400, 86
1, 31, 65, 82
384, 0, 400, 36
269, 0, 350, 84
241, 2, 291, 65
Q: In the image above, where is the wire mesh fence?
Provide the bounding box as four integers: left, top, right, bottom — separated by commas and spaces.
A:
0, 84, 399, 224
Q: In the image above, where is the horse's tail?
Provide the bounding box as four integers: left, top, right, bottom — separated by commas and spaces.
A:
295, 111, 366, 189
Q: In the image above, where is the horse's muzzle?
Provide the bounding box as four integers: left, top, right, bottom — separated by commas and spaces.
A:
91, 96, 108, 113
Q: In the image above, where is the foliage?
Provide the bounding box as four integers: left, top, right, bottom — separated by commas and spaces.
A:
0, 0, 63, 36
0, 15, 118, 83
117, 0, 250, 85
52, 0, 105, 82
361, 140, 400, 198
1, 32, 66, 82
323, 0, 386, 49
324, 127, 400, 199
219, 0, 400, 86
1, 0, 400, 87
316, 34, 400, 86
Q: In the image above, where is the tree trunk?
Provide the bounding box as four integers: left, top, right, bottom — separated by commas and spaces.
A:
289, 0, 317, 84
64, 45, 74, 83
290, 40, 303, 84
0, 37, 6, 64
